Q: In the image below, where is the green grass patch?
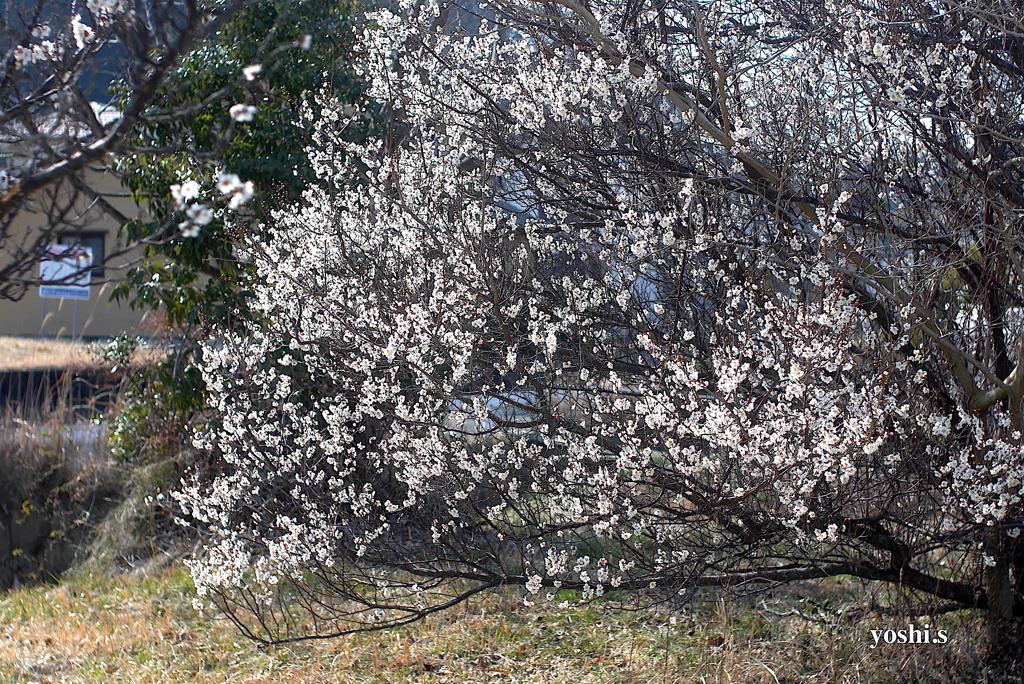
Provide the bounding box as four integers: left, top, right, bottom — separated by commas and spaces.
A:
0, 566, 990, 683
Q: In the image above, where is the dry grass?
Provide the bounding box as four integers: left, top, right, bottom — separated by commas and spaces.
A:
0, 568, 989, 684
0, 337, 93, 372
0, 336, 168, 372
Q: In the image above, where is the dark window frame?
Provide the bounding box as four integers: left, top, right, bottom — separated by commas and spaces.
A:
57, 231, 106, 280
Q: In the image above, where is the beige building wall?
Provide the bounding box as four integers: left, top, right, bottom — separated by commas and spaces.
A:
0, 166, 151, 340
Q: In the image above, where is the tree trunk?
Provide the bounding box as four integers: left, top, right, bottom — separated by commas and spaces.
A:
985, 532, 1017, 647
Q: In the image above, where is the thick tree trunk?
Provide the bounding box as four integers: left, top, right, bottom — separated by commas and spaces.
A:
985, 532, 1018, 647
981, 563, 1024, 682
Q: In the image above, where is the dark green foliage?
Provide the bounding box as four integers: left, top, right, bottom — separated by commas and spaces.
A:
107, 1, 378, 469
98, 335, 202, 467
113, 0, 374, 329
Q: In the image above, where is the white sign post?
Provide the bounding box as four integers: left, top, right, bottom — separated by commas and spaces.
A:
40, 244, 92, 300
39, 244, 92, 339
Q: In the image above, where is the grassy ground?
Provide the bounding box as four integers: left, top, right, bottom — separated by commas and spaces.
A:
0, 567, 989, 683
0, 336, 166, 372
0, 337, 93, 372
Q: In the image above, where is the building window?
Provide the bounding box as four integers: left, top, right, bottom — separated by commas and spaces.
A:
58, 232, 105, 279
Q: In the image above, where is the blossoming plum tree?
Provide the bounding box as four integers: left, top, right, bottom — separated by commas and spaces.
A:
180, 0, 1024, 646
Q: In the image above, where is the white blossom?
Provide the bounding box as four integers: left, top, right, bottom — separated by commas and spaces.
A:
229, 104, 257, 122
71, 15, 94, 49
217, 173, 244, 195
186, 203, 213, 225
